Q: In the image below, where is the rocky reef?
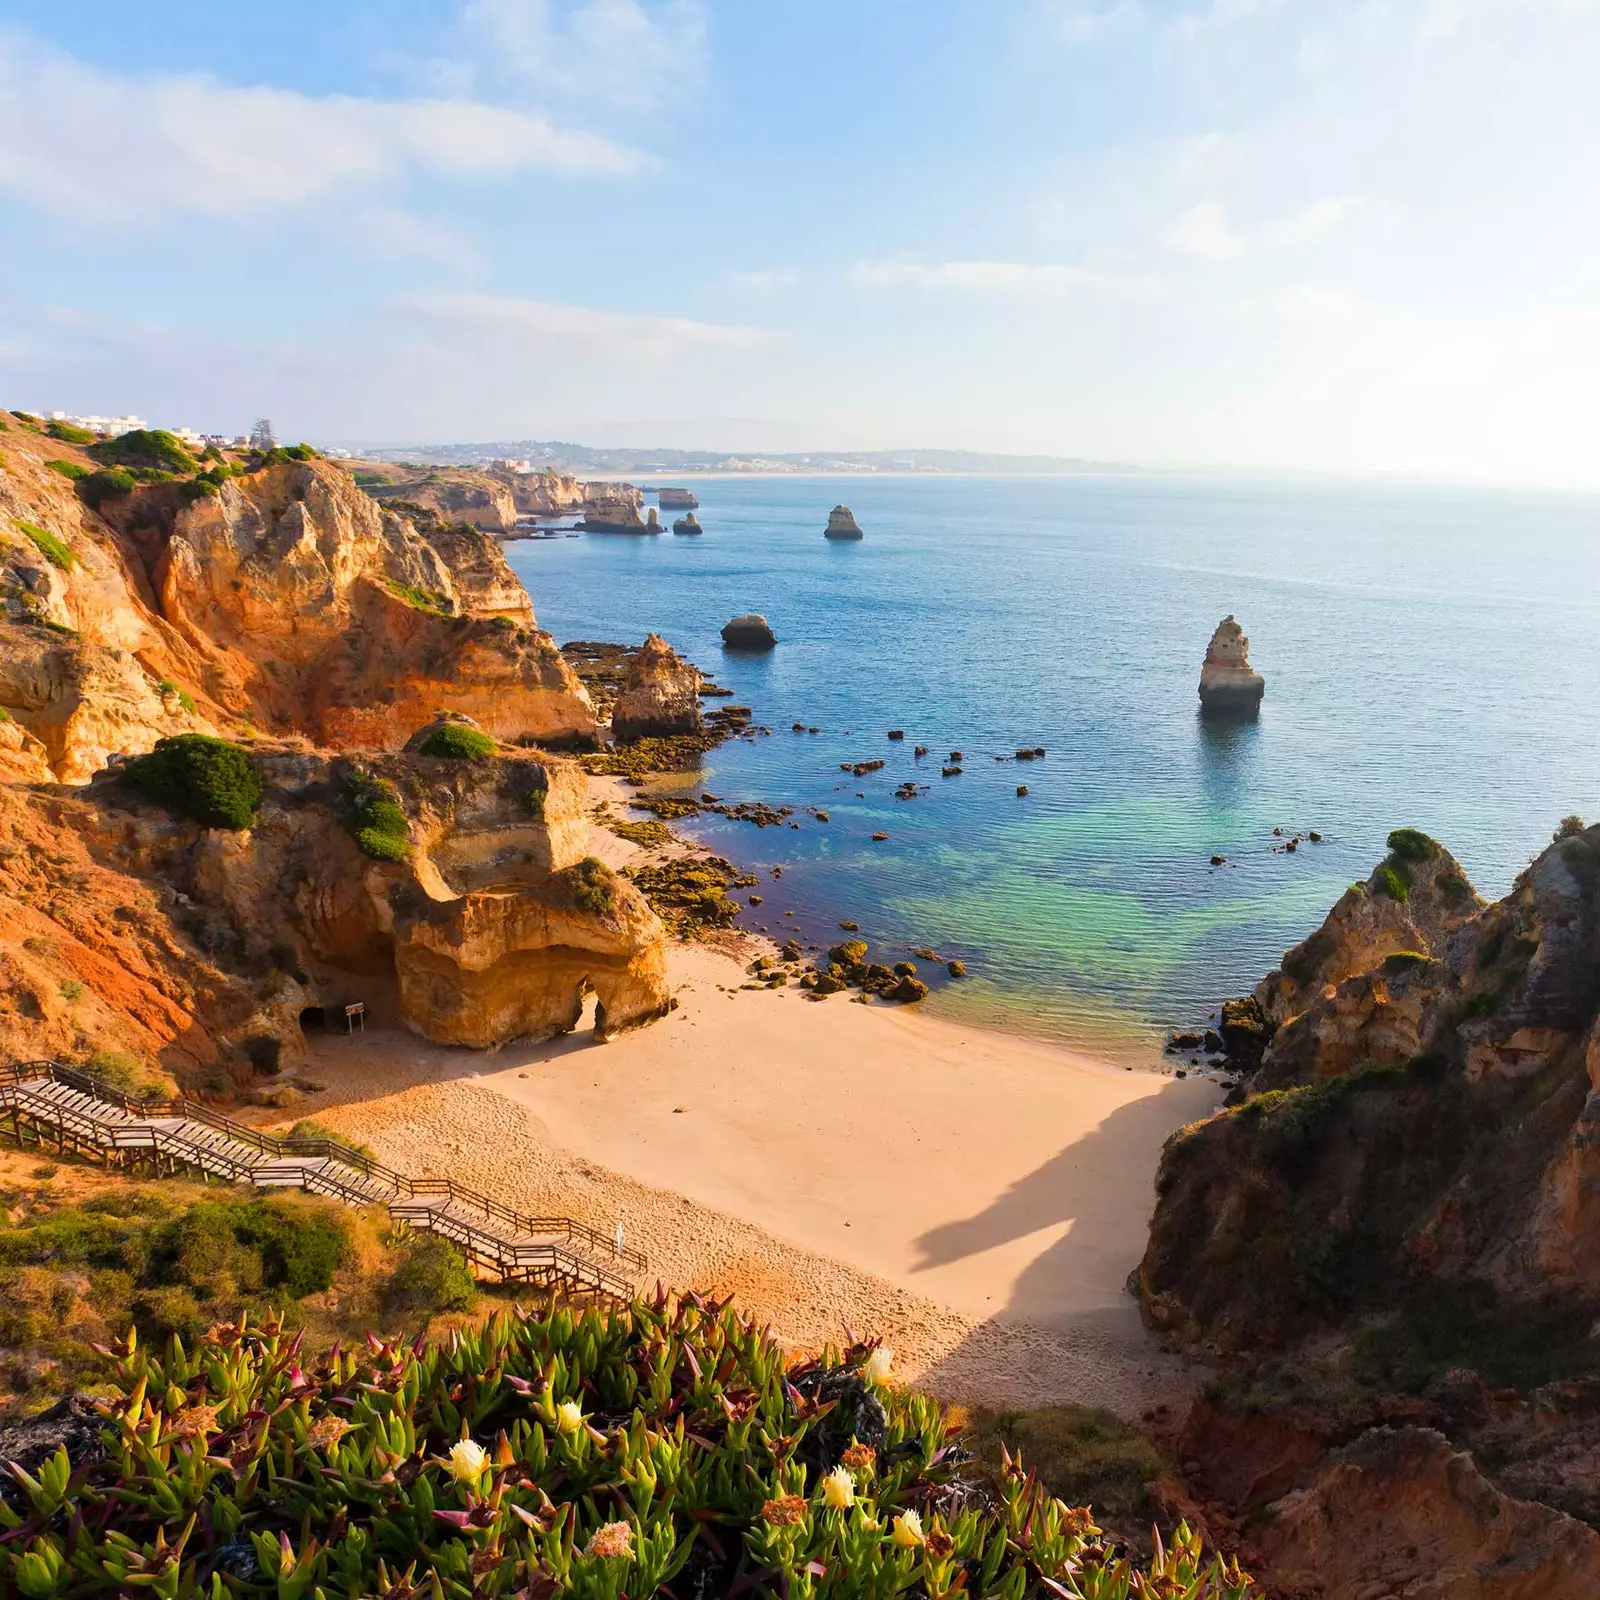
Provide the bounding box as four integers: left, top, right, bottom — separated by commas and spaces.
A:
1197, 616, 1264, 714
824, 504, 864, 540
1137, 818, 1600, 1590
721, 612, 776, 650
611, 633, 703, 740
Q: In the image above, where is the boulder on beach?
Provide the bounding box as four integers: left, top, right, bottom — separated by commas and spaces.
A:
824, 505, 864, 540
721, 612, 777, 650
1198, 615, 1266, 714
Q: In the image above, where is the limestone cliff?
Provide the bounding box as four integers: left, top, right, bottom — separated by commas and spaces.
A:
499, 469, 585, 517
54, 741, 668, 1063
580, 484, 646, 532
611, 634, 702, 739
1197, 616, 1265, 712
365, 468, 519, 533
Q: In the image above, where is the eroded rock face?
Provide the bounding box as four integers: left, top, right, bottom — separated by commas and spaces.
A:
611, 634, 702, 739
158, 464, 597, 750
580, 485, 646, 531
367, 470, 520, 534
69, 744, 669, 1058
1249, 1427, 1600, 1600
1197, 616, 1264, 712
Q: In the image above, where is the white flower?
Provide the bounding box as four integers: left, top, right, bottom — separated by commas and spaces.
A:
447, 1439, 487, 1483
556, 1400, 585, 1434
863, 1347, 894, 1385
822, 1466, 855, 1509
586, 1521, 633, 1559
891, 1509, 924, 1548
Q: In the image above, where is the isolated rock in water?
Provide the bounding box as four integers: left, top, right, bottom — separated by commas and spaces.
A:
1198, 615, 1265, 713
824, 505, 865, 540
658, 487, 699, 509
672, 513, 703, 535
612, 633, 703, 739
645, 507, 662, 533
580, 484, 647, 531
721, 612, 777, 650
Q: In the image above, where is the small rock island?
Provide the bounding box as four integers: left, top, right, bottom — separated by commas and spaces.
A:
672, 513, 703, 535
824, 505, 864, 540
1198, 615, 1265, 714
721, 612, 777, 650
658, 487, 699, 510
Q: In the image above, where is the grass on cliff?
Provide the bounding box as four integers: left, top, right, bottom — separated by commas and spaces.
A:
0, 1151, 486, 1421
384, 578, 452, 615
343, 770, 412, 862
77, 466, 136, 509
45, 420, 97, 445
419, 722, 497, 760
15, 519, 73, 571
569, 855, 619, 916
87, 428, 196, 475
122, 734, 262, 830
43, 459, 89, 482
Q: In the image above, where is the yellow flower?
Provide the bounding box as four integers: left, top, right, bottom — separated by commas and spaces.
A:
556, 1400, 585, 1434
891, 1510, 924, 1549
822, 1467, 855, 1509
447, 1439, 488, 1482
170, 1405, 220, 1439
863, 1347, 894, 1385
586, 1521, 633, 1559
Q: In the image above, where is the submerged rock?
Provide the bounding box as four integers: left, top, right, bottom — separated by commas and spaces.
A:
721, 613, 777, 650
1198, 615, 1266, 714
824, 505, 864, 540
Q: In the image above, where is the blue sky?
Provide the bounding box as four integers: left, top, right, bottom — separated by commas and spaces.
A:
2, 0, 1598, 481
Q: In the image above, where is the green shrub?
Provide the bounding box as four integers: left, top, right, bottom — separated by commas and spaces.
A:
1381, 950, 1430, 976
570, 854, 617, 915
0, 1302, 1250, 1600
11, 411, 40, 429
155, 677, 197, 713
384, 578, 452, 614
418, 721, 497, 760
1555, 814, 1587, 841
344, 771, 412, 861
44, 458, 89, 481
384, 1233, 477, 1313
1386, 827, 1440, 864
79, 466, 137, 508
46, 419, 98, 444
122, 734, 263, 830
85, 1049, 163, 1097
1374, 861, 1411, 901
288, 1120, 376, 1161
59, 978, 85, 1002
15, 518, 73, 569
88, 428, 197, 474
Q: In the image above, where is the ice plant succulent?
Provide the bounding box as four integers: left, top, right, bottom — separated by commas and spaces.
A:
0, 1296, 1253, 1599
863, 1345, 894, 1384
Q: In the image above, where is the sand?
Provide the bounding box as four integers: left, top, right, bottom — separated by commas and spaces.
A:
295, 775, 1222, 1416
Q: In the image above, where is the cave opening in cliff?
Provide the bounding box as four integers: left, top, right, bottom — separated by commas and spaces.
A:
299, 1005, 327, 1032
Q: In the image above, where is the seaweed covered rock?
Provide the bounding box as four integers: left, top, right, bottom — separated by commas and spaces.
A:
611, 633, 703, 740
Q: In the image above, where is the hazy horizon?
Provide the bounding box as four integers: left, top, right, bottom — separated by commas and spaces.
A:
5, 2, 1600, 487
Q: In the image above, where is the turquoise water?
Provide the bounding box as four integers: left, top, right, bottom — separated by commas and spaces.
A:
505, 475, 1600, 1058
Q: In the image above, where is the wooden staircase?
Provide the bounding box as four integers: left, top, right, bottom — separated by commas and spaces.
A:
0, 1061, 644, 1299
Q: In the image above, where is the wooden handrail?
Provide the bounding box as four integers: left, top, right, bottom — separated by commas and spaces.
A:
2, 1060, 646, 1289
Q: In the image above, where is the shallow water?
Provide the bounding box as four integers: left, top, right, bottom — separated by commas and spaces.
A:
505, 474, 1600, 1058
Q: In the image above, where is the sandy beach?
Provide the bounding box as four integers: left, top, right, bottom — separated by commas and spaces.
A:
296, 778, 1221, 1415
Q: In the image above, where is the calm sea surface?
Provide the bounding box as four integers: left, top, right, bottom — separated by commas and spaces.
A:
504, 475, 1600, 1060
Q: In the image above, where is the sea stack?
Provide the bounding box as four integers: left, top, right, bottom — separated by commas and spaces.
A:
612, 633, 703, 738
824, 505, 864, 540
645, 507, 662, 533
721, 613, 777, 651
1198, 615, 1266, 714
672, 513, 703, 535
658, 487, 699, 510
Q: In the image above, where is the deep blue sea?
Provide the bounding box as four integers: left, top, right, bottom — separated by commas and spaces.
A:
504, 475, 1600, 1060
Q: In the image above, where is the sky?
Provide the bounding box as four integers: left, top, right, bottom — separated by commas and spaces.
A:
1, 0, 1599, 482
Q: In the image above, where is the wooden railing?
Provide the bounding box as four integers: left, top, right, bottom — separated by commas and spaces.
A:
0, 1060, 644, 1295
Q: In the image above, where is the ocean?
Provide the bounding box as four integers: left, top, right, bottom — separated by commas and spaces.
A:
503, 474, 1600, 1060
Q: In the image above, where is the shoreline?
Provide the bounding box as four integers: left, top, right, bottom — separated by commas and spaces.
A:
291, 768, 1221, 1416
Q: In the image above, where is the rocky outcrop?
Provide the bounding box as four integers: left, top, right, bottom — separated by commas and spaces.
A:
672, 514, 702, 535
366, 469, 518, 534
580, 485, 647, 532
611, 634, 702, 739
657, 488, 698, 510
721, 613, 776, 650
496, 469, 585, 518
824, 505, 864, 540
65, 743, 669, 1058
155, 462, 597, 749
1197, 616, 1264, 713
645, 507, 662, 533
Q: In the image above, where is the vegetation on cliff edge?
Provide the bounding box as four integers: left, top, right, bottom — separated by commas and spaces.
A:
0, 1294, 1250, 1599
419, 722, 498, 761
86, 429, 196, 475
122, 735, 262, 831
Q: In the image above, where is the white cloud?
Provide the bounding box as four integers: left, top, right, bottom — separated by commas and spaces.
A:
1046, 1, 1145, 44
1163, 202, 1241, 262
457, 0, 707, 107
852, 259, 1162, 297
0, 31, 642, 226
388, 290, 769, 360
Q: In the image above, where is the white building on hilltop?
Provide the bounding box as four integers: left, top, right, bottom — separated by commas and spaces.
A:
46, 410, 150, 437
